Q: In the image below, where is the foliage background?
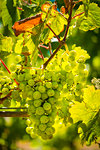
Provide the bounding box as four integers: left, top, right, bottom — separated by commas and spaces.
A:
0, 0, 100, 150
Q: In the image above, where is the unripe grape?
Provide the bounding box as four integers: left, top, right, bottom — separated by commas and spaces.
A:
26, 127, 32, 134
0, 71, 4, 76
77, 56, 85, 63
78, 63, 86, 70
43, 102, 51, 111
65, 63, 71, 72
44, 72, 52, 80
52, 82, 58, 89
57, 84, 63, 91
28, 105, 36, 114
27, 91, 33, 99
2, 87, 9, 95
15, 55, 22, 63
10, 63, 17, 72
18, 74, 24, 82
25, 73, 32, 80
45, 127, 55, 135
41, 93, 48, 100
3, 99, 11, 107
54, 90, 60, 98
40, 115, 49, 123
39, 124, 47, 131
38, 85, 46, 93
33, 91, 41, 99
48, 97, 55, 104
30, 132, 36, 138
19, 83, 26, 90
69, 50, 77, 57
46, 82, 52, 88
68, 55, 75, 62
34, 99, 42, 107
26, 119, 32, 126
28, 79, 35, 86
36, 107, 44, 115
47, 89, 55, 97
25, 85, 32, 92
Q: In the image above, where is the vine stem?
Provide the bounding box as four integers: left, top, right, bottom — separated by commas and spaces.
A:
43, 42, 64, 69
0, 111, 29, 117
0, 59, 19, 85
46, 24, 61, 43
63, 0, 73, 41
72, 11, 84, 19
43, 0, 73, 69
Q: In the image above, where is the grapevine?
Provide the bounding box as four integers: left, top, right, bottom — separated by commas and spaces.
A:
0, 0, 100, 147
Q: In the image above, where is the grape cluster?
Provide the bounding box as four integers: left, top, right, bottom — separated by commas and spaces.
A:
0, 72, 14, 107
0, 47, 90, 140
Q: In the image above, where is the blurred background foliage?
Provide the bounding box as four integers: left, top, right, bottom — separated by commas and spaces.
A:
0, 0, 100, 150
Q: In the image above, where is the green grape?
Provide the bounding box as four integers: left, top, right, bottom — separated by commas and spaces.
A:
12, 90, 20, 99
41, 132, 48, 140
38, 85, 46, 93
36, 107, 44, 115
52, 73, 58, 81
25, 73, 32, 80
0, 71, 4, 76
2, 87, 9, 95
26, 119, 32, 126
57, 84, 63, 91
78, 63, 86, 71
34, 99, 42, 107
28, 105, 36, 114
3, 99, 11, 107
41, 93, 48, 100
54, 90, 60, 98
77, 56, 86, 63
46, 82, 52, 88
16, 95, 21, 102
10, 63, 17, 72
69, 50, 77, 57
33, 91, 41, 99
25, 85, 32, 92
26, 127, 33, 134
43, 102, 51, 111
68, 55, 75, 62
48, 97, 55, 104
15, 55, 22, 63
65, 63, 71, 72
47, 89, 55, 97
30, 131, 37, 138
28, 79, 35, 86
19, 83, 26, 90
1, 78, 6, 85
45, 127, 55, 135
44, 72, 52, 80
11, 72, 17, 79
27, 91, 33, 99
17, 74, 24, 82
40, 115, 49, 123
52, 82, 58, 89
39, 123, 47, 131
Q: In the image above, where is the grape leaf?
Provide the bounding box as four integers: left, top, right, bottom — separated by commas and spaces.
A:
75, 3, 100, 31
1, 0, 12, 30
69, 86, 100, 124
0, 34, 13, 53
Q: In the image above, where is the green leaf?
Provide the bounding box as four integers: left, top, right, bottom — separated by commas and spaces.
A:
41, 10, 67, 44
14, 37, 23, 54
1, 0, 12, 29
75, 3, 100, 31
69, 86, 100, 124
0, 34, 13, 53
